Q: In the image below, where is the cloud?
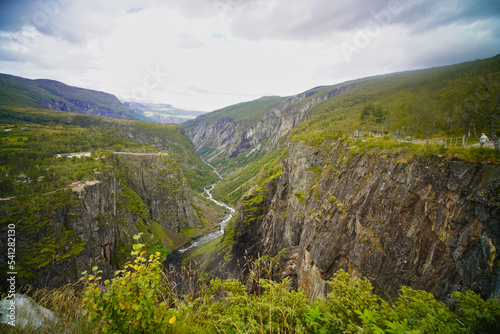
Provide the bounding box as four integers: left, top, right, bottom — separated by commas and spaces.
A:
177, 33, 205, 49
0, 0, 143, 45
392, 0, 500, 35
0, 0, 499, 111
223, 0, 500, 44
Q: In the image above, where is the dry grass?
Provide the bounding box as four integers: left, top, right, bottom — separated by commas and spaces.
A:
1, 282, 97, 333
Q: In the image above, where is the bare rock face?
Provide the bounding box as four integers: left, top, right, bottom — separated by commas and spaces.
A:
0, 151, 201, 290
185, 84, 357, 165
114, 152, 202, 232
221, 140, 500, 301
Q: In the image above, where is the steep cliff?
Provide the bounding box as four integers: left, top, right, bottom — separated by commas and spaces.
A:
213, 140, 500, 301
0, 151, 206, 290
184, 84, 357, 171
105, 121, 219, 191
114, 151, 202, 232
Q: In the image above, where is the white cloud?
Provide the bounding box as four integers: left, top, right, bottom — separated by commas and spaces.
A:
0, 0, 499, 111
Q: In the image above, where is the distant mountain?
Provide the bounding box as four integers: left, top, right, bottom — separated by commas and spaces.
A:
0, 73, 149, 121
124, 101, 206, 124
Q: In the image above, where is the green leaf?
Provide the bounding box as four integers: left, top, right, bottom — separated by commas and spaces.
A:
137, 311, 143, 320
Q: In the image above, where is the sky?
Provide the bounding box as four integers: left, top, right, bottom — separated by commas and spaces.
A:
0, 0, 499, 111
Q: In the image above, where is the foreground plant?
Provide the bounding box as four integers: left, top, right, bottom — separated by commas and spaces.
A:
77, 235, 499, 334
80, 233, 176, 334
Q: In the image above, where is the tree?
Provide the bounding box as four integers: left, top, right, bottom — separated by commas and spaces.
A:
418, 104, 437, 149
393, 90, 419, 139
442, 74, 479, 147
474, 73, 500, 157
444, 72, 499, 156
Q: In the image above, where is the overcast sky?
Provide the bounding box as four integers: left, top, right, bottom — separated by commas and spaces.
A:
0, 0, 499, 111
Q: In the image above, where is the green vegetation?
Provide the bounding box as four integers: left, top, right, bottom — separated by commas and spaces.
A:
0, 192, 85, 279
295, 191, 307, 204
347, 136, 499, 163
0, 107, 217, 197
0, 122, 138, 197
184, 96, 286, 129
212, 147, 285, 206
290, 55, 500, 157
11, 236, 499, 333
0, 107, 221, 288
211, 216, 238, 265
0, 73, 147, 121
80, 234, 176, 333
181, 236, 222, 266
120, 181, 148, 220
151, 221, 174, 250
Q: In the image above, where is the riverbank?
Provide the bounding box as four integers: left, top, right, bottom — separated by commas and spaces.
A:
160, 192, 227, 252
164, 163, 235, 272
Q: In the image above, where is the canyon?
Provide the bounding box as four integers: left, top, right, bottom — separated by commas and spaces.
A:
1, 56, 499, 304
205, 140, 499, 302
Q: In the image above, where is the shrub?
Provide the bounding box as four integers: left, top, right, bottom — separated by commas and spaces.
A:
25, 240, 500, 334
80, 233, 176, 333
452, 290, 500, 334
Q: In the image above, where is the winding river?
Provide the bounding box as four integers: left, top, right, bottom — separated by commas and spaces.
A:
164, 161, 234, 267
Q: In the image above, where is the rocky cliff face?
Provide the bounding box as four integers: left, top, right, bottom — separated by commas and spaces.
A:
217, 140, 500, 301
37, 99, 124, 119
113, 152, 202, 232
185, 84, 357, 164
0, 151, 202, 289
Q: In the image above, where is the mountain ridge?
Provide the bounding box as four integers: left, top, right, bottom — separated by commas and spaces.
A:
124, 101, 206, 124
0, 73, 150, 121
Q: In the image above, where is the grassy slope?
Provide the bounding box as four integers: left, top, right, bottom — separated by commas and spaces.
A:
0, 107, 217, 192
291, 56, 500, 144
212, 146, 285, 206
184, 96, 286, 132
0, 74, 58, 108
0, 73, 146, 121
203, 56, 499, 207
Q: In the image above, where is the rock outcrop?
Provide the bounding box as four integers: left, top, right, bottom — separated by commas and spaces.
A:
113, 152, 202, 232
216, 140, 500, 301
185, 84, 357, 166
0, 151, 202, 290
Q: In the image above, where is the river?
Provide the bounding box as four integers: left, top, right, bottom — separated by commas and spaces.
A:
163, 161, 234, 269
